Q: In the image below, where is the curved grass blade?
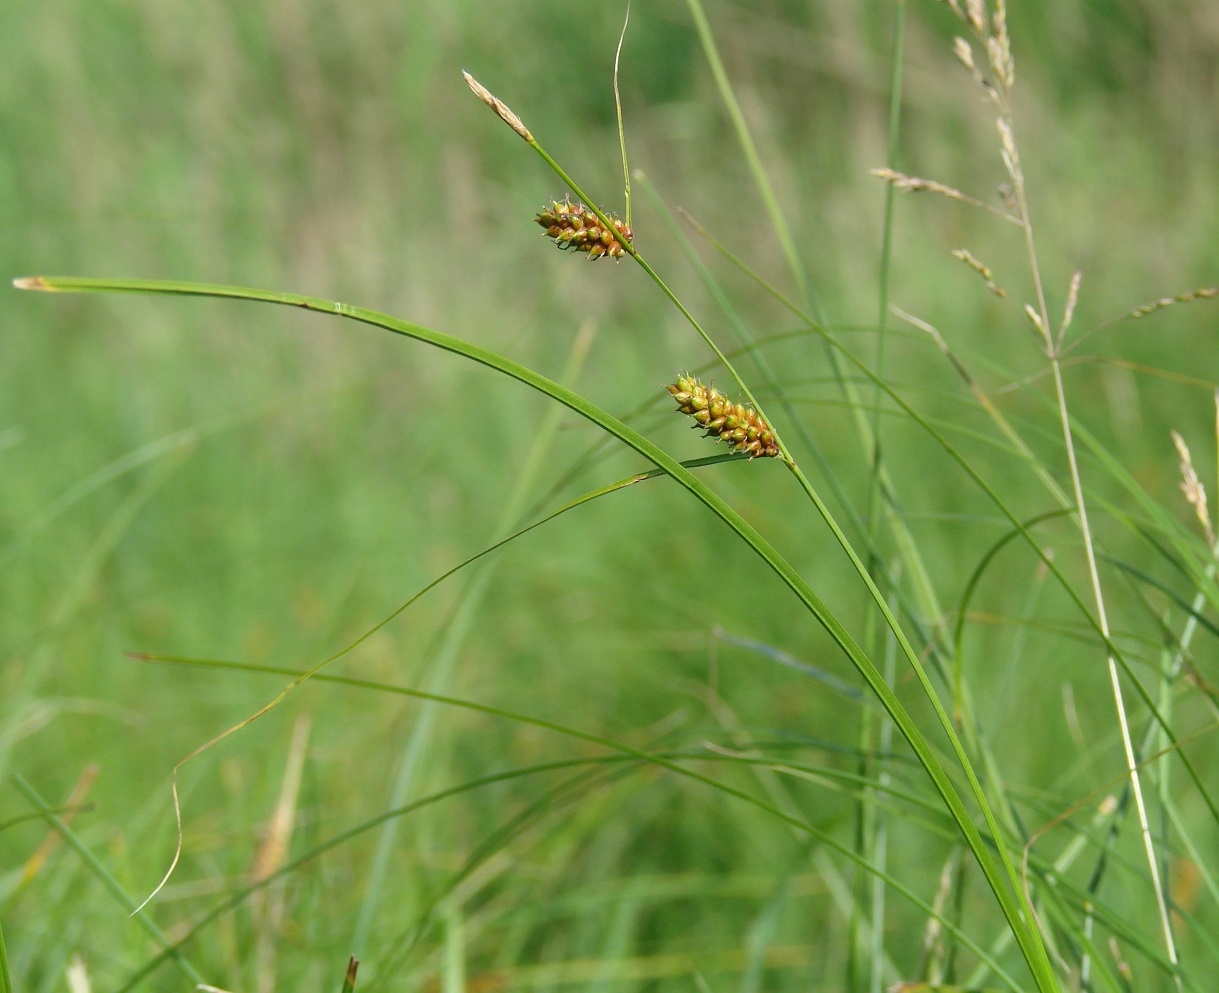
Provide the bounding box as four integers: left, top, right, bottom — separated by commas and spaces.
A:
521, 129, 1040, 963
16, 274, 1057, 992
8, 773, 205, 987
121, 655, 1025, 993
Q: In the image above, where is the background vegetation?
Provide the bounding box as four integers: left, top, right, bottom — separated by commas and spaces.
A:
3, 1, 1218, 991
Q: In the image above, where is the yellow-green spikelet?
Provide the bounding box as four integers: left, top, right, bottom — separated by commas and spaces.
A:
535, 199, 633, 260
667, 374, 779, 459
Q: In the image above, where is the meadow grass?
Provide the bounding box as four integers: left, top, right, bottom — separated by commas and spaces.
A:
3, 2, 1219, 992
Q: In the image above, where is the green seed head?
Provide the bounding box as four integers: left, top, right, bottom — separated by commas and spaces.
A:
666, 375, 779, 459
535, 200, 633, 260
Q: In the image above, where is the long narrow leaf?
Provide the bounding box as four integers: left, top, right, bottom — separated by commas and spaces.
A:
17, 274, 1057, 991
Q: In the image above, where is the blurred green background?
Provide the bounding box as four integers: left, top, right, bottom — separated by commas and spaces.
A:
3, 1, 1218, 991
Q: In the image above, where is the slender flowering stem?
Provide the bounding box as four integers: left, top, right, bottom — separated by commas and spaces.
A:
950, 4, 1181, 985
460, 70, 1058, 989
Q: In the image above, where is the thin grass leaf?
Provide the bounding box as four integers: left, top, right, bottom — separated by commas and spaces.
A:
1103, 555, 1219, 644
0, 919, 11, 993
340, 957, 358, 993
7, 773, 205, 987
712, 629, 863, 701
121, 655, 1028, 993
683, 0, 819, 316
17, 274, 1057, 991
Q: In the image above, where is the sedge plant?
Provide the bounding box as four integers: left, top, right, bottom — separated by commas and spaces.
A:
9, 2, 1219, 992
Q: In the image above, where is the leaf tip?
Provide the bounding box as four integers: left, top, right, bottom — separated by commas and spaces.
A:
12, 276, 53, 292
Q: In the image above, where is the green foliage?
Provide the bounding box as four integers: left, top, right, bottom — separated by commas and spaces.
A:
3, 2, 1219, 993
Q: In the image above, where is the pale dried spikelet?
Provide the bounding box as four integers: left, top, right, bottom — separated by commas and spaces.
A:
999, 147, 1017, 186
952, 248, 1007, 298
986, 36, 1013, 92
1060, 270, 1083, 337
870, 169, 987, 209
1024, 303, 1045, 335
953, 36, 985, 88
996, 117, 1019, 184
1127, 286, 1219, 319
667, 374, 779, 459
462, 70, 533, 142
953, 36, 975, 71
964, 0, 987, 33
989, 0, 1015, 89
536, 199, 633, 260
1172, 430, 1214, 547
945, 0, 1012, 92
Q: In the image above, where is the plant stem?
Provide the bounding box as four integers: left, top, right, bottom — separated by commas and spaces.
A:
999, 63, 1182, 993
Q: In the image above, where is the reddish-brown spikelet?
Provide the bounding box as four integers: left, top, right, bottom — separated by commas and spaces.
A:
535, 199, 633, 260
667, 374, 779, 459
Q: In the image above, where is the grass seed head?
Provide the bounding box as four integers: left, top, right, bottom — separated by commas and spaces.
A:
667, 374, 779, 459
536, 199, 633, 260
1127, 286, 1219, 319
952, 247, 1007, 298
1172, 430, 1214, 547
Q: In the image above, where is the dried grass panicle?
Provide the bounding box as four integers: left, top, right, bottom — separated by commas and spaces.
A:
870, 168, 987, 209
988, 1, 1015, 88
1060, 270, 1083, 337
1127, 287, 1219, 319
944, 1, 1015, 97
535, 199, 633, 260
667, 374, 779, 460
1172, 430, 1215, 547
951, 248, 1007, 298
871, 168, 1020, 226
